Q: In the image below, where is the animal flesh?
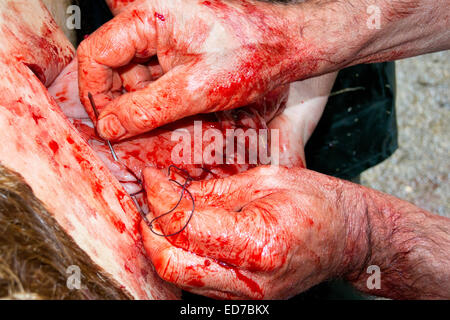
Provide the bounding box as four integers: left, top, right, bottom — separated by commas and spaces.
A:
0, 0, 178, 300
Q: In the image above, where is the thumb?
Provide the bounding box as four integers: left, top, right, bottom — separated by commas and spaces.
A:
142, 167, 192, 219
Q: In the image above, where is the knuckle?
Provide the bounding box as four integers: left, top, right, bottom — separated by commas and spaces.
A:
77, 40, 94, 61
77, 40, 88, 56
128, 97, 158, 130
248, 240, 284, 272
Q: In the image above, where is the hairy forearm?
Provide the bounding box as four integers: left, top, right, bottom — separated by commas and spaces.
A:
347, 0, 450, 65
341, 183, 450, 299
282, 0, 450, 80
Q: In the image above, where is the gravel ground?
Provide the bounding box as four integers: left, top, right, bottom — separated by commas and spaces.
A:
361, 51, 450, 217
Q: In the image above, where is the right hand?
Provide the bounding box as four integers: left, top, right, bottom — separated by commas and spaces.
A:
139, 166, 370, 299
78, 0, 324, 141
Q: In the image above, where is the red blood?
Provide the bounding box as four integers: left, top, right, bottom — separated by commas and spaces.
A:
186, 278, 205, 287
32, 112, 45, 124
183, 265, 207, 288
202, 0, 227, 10
154, 12, 165, 22
66, 136, 75, 144
94, 181, 103, 194
55, 90, 66, 97
218, 262, 263, 298
74, 152, 87, 165
126, 149, 142, 160
204, 260, 211, 267
114, 189, 134, 222
49, 140, 59, 154
115, 189, 127, 201
233, 268, 263, 298
114, 219, 126, 234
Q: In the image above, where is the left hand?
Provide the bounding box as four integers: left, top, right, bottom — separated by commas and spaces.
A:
140, 166, 368, 299
77, 0, 332, 141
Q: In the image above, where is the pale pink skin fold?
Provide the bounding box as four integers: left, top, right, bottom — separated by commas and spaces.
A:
74, 0, 450, 300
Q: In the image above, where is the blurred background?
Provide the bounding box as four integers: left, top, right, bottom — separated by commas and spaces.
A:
362, 51, 449, 218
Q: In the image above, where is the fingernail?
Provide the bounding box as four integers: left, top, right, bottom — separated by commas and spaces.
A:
98, 114, 127, 140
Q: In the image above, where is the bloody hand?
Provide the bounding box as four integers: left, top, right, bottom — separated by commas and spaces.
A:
141, 165, 450, 300
140, 166, 369, 299
77, 0, 325, 141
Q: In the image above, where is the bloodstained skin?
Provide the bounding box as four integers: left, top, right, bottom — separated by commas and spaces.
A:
48, 140, 59, 155
154, 12, 165, 22
62, 73, 290, 181
78, 0, 326, 142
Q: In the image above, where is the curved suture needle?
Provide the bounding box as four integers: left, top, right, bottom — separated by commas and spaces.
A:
88, 92, 119, 162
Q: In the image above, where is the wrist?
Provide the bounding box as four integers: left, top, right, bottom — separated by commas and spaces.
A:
272, 1, 357, 83
333, 181, 373, 280
289, 0, 450, 71
341, 185, 450, 299
283, 0, 410, 78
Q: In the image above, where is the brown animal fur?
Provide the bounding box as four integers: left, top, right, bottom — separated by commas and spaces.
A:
0, 165, 130, 300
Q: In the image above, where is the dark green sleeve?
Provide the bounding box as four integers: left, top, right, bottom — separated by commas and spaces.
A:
305, 62, 398, 180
